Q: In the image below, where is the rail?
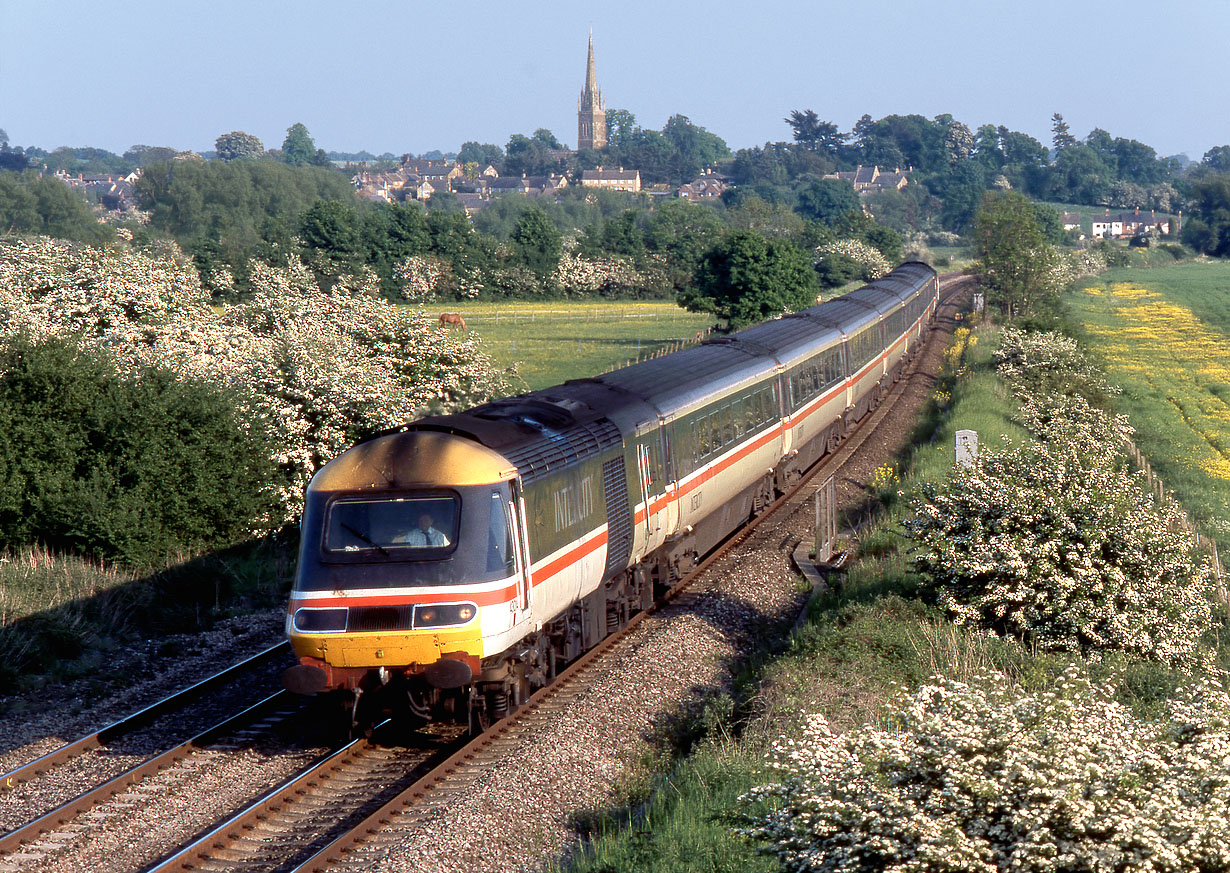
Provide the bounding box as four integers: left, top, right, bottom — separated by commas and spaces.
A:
0, 640, 290, 791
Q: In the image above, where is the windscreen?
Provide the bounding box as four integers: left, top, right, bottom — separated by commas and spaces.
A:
295, 484, 519, 590
326, 495, 460, 554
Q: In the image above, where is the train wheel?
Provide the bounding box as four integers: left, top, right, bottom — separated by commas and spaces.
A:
468, 687, 491, 735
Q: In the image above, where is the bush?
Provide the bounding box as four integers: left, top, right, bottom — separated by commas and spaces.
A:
0, 334, 281, 567
904, 435, 1214, 668
0, 237, 510, 523
741, 668, 1230, 872
905, 327, 1215, 669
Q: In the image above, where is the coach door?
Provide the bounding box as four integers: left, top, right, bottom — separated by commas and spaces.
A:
508, 479, 532, 612
636, 433, 668, 554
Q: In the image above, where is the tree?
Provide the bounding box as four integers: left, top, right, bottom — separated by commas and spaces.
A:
943, 120, 975, 164
1047, 143, 1112, 205
298, 199, 362, 278
532, 128, 563, 150
281, 122, 317, 166
457, 141, 503, 167
1182, 174, 1230, 256
784, 109, 845, 154
661, 115, 730, 182
503, 133, 558, 177
1051, 112, 1076, 153
215, 130, 264, 162
124, 144, 180, 166
795, 177, 859, 225
510, 206, 562, 280
973, 190, 1063, 320
605, 109, 637, 148
680, 230, 818, 328
1202, 145, 1230, 173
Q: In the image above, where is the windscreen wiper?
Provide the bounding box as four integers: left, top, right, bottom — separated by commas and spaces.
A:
340, 522, 389, 556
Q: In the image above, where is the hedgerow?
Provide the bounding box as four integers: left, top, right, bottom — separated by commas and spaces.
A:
740, 668, 1230, 873
903, 328, 1215, 668
0, 334, 281, 567
903, 432, 1214, 668
0, 235, 510, 538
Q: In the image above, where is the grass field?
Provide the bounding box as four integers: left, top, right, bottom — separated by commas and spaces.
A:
1067, 260, 1230, 537
427, 300, 718, 391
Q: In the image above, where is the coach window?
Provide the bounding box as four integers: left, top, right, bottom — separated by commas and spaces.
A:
722, 404, 735, 445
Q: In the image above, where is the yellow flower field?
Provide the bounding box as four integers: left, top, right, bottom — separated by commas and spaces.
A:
1071, 277, 1230, 532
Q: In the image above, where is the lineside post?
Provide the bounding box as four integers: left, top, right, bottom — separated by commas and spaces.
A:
815, 476, 836, 563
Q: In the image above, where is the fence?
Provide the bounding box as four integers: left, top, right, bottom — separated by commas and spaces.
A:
1122, 436, 1223, 586
600, 326, 717, 372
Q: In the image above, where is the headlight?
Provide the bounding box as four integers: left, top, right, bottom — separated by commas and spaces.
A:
294, 607, 348, 632
413, 603, 478, 628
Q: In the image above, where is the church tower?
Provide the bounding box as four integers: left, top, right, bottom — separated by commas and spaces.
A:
577, 31, 607, 151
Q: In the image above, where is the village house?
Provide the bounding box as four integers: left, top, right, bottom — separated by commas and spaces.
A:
580, 166, 640, 193
823, 165, 909, 194
53, 169, 142, 212
677, 170, 729, 201
1090, 209, 1172, 239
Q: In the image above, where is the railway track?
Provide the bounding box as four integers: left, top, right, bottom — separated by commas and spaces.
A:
0, 643, 301, 868
0, 275, 971, 873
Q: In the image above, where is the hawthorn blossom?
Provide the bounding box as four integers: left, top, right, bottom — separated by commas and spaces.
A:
0, 236, 510, 524
741, 669, 1230, 872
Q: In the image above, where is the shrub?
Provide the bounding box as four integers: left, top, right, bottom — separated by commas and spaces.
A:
814, 238, 891, 284
0, 237, 510, 524
904, 435, 1214, 668
0, 334, 281, 567
906, 327, 1215, 669
741, 668, 1230, 873
992, 326, 1116, 406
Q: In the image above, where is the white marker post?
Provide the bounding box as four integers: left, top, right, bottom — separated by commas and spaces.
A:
956, 429, 978, 468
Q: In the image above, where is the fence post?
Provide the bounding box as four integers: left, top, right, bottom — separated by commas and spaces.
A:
815, 476, 836, 563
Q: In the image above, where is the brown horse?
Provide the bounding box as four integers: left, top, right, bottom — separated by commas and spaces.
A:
438, 312, 467, 331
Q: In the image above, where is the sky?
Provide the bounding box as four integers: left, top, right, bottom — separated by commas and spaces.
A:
2, 0, 1225, 162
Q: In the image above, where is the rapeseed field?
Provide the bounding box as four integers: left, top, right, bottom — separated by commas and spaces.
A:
1068, 263, 1230, 535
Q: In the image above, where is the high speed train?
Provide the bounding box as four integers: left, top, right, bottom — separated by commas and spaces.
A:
283, 262, 940, 729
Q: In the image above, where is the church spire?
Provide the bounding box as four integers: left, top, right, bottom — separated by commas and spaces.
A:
584, 30, 598, 98
577, 30, 607, 151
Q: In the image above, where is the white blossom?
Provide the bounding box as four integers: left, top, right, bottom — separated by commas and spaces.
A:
740, 669, 1230, 872
0, 236, 510, 525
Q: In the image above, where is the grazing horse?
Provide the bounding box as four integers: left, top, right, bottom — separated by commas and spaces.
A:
438, 312, 467, 331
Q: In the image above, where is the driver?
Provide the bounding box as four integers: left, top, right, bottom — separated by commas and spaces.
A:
397, 512, 450, 547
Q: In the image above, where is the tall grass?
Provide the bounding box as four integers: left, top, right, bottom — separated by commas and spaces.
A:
0, 537, 295, 697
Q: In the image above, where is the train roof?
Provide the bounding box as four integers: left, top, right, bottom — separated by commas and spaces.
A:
591, 340, 774, 420
724, 314, 843, 371
840, 285, 905, 316
794, 298, 880, 334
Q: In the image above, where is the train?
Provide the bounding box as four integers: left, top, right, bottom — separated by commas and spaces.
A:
282, 261, 940, 729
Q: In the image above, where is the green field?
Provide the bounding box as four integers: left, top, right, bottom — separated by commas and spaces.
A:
431, 300, 718, 391
1066, 260, 1230, 537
